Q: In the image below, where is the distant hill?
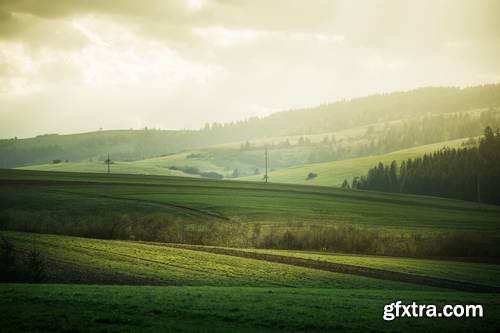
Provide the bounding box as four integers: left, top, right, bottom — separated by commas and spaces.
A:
2, 84, 500, 168
21, 137, 469, 186
238, 138, 470, 186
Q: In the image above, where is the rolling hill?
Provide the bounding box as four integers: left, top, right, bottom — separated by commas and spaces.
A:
1, 170, 500, 332
1, 231, 432, 289
3, 85, 500, 169
1, 169, 499, 258
14, 124, 372, 178
239, 138, 470, 186
1, 231, 500, 332
18, 135, 472, 187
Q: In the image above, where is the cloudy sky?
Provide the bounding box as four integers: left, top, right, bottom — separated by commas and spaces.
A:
1, 0, 499, 138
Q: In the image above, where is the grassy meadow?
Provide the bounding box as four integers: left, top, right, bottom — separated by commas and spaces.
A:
239, 138, 469, 186
1, 230, 500, 332
5, 167, 498, 231
18, 134, 470, 186
2, 231, 434, 290
1, 169, 499, 332
2, 284, 499, 333
233, 248, 500, 287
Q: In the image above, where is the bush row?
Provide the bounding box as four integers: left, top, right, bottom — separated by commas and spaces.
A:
1, 210, 498, 259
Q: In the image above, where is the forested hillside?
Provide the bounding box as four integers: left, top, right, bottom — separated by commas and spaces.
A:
352, 127, 500, 205
2, 85, 500, 168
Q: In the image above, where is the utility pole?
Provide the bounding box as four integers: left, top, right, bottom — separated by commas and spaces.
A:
107, 153, 110, 175
264, 148, 268, 183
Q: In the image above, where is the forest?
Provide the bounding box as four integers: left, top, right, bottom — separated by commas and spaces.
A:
2, 85, 500, 168
352, 127, 500, 205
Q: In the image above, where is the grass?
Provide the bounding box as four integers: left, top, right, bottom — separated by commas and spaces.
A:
1, 284, 499, 333
18, 160, 193, 177
1, 231, 500, 332
18, 133, 468, 185
1, 169, 499, 233
1, 167, 499, 331
17, 144, 313, 179
2, 231, 425, 290
232, 248, 500, 287
15, 125, 368, 177
239, 138, 469, 186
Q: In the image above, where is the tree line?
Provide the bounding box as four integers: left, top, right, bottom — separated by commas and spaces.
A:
3, 85, 500, 168
351, 127, 500, 205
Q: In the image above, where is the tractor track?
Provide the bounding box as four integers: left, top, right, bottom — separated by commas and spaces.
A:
159, 244, 500, 293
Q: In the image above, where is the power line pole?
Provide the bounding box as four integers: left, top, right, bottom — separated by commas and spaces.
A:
264, 148, 268, 183
107, 153, 110, 175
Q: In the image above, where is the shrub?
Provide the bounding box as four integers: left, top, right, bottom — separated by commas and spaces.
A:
306, 172, 317, 180
24, 247, 45, 283
0, 236, 18, 282
168, 166, 224, 179
2, 214, 499, 259
0, 236, 45, 283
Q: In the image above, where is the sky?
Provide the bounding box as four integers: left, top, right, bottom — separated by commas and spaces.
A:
1, 0, 500, 138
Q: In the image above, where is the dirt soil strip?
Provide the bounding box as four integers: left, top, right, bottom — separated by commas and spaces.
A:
161, 244, 500, 293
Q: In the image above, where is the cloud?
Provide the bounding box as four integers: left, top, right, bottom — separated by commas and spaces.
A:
192, 27, 345, 48
0, 16, 216, 93
193, 27, 266, 47
71, 21, 110, 47
1, 0, 499, 50
0, 0, 499, 138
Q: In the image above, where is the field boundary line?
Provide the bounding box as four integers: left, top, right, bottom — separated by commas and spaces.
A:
159, 244, 500, 293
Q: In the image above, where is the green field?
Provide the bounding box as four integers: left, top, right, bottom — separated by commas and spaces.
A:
16, 141, 323, 179
233, 248, 500, 287
1, 231, 500, 332
1, 170, 500, 332
7, 229, 497, 292
3, 231, 423, 289
2, 168, 500, 260
3, 169, 498, 229
18, 159, 192, 177
240, 138, 469, 186
18, 134, 469, 186
11, 122, 373, 178
2, 284, 499, 333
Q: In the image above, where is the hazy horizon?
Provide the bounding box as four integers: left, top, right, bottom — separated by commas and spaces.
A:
1, 0, 500, 138
1, 84, 498, 140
